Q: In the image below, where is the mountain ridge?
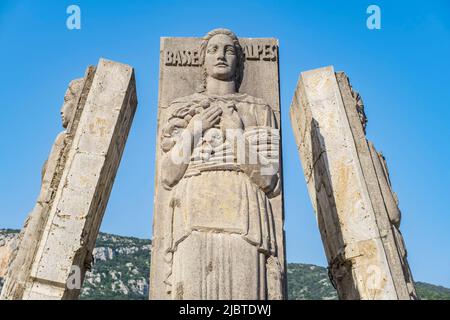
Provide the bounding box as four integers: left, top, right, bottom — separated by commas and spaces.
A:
0, 229, 449, 300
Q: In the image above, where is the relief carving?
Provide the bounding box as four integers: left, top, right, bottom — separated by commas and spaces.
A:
158, 29, 283, 299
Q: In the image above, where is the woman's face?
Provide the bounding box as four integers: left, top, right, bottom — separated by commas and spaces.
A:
204, 34, 238, 82
61, 97, 75, 128
61, 90, 79, 128
61, 79, 83, 128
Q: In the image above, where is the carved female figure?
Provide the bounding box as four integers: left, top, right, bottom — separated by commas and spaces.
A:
1, 79, 83, 299
159, 29, 283, 299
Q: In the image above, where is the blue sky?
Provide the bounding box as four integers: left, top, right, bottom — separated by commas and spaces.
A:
0, 0, 449, 288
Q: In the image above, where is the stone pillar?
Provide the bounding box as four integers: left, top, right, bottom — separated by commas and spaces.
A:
150, 29, 286, 300
0, 233, 19, 280
290, 66, 417, 300
1, 58, 137, 300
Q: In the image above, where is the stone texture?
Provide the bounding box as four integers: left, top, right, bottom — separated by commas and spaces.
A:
0, 235, 19, 278
1, 58, 137, 300
150, 29, 286, 300
290, 66, 417, 300
0, 69, 94, 300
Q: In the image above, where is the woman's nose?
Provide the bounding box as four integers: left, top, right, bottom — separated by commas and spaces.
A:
216, 49, 225, 60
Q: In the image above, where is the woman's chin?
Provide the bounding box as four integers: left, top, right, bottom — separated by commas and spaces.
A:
211, 71, 233, 81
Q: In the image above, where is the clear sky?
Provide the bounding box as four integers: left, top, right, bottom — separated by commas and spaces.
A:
0, 0, 449, 288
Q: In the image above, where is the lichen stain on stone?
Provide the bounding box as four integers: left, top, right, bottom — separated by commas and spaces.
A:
89, 118, 108, 137
335, 161, 350, 210
175, 282, 184, 299
357, 240, 387, 297
336, 160, 363, 221
356, 240, 377, 260
207, 261, 213, 274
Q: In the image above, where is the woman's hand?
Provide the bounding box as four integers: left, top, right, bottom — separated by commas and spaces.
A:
240, 128, 280, 194
188, 105, 222, 136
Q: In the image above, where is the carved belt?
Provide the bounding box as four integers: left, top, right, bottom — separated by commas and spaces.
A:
184, 163, 243, 178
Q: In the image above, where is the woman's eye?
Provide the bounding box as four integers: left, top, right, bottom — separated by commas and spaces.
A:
226, 48, 235, 55
207, 46, 217, 53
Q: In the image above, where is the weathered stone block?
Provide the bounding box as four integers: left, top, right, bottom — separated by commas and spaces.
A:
290, 66, 416, 300
150, 29, 286, 300
1, 58, 137, 300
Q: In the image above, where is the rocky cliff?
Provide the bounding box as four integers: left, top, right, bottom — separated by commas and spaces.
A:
1, 229, 449, 300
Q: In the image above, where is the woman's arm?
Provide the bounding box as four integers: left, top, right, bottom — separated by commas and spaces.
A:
161, 106, 222, 189
241, 104, 280, 195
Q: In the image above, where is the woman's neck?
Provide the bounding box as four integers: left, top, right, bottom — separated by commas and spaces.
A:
206, 76, 236, 96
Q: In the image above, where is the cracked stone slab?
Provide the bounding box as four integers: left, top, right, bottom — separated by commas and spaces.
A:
289, 66, 416, 300
150, 30, 286, 300
1, 58, 137, 300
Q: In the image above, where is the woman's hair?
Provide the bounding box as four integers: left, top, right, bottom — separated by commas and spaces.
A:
198, 28, 245, 92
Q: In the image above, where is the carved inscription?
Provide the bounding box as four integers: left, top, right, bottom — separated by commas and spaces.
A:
165, 44, 278, 66
165, 49, 201, 66
244, 44, 278, 61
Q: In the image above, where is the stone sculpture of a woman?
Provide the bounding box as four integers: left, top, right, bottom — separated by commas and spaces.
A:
159, 29, 284, 300
1, 78, 84, 299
